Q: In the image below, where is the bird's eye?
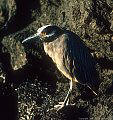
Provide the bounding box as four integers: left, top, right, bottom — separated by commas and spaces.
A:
41, 32, 46, 37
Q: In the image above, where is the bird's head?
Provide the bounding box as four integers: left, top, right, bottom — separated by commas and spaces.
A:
22, 25, 63, 44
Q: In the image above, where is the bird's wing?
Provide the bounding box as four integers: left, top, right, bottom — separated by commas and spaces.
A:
63, 31, 98, 87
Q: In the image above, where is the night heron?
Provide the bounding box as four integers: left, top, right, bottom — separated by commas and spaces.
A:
22, 25, 99, 111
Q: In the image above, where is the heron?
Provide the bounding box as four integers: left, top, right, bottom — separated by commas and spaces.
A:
22, 25, 99, 111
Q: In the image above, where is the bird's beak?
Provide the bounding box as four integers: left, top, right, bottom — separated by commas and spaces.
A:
22, 33, 40, 44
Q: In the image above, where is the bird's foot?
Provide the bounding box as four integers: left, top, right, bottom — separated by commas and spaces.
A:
49, 102, 66, 112
48, 102, 75, 112
54, 102, 65, 111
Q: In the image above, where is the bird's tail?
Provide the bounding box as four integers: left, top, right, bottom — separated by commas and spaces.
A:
87, 85, 97, 96
73, 77, 98, 96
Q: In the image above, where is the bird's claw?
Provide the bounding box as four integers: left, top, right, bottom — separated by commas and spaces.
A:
49, 102, 65, 112
54, 102, 65, 111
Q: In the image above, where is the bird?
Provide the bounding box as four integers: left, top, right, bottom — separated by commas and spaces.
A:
22, 24, 99, 111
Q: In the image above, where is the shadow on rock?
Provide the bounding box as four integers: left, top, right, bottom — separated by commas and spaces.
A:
0, 0, 41, 37
0, 43, 18, 120
95, 56, 113, 70
0, 83, 18, 120
0, 40, 57, 95
0, 43, 14, 84
13, 52, 58, 95
46, 105, 89, 120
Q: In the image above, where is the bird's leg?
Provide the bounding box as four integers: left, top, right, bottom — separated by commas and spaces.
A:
63, 80, 73, 106
52, 80, 73, 111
